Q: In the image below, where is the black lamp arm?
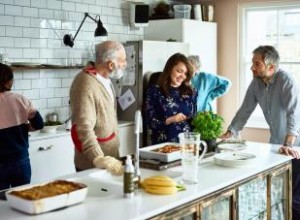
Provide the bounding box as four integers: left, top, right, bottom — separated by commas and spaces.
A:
72, 12, 97, 42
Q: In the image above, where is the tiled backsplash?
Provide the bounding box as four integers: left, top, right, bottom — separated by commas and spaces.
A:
0, 0, 145, 121
12, 68, 79, 122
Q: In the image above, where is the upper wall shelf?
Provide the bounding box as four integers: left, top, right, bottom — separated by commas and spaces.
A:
10, 65, 84, 71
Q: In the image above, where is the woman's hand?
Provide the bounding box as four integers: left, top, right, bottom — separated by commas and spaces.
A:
165, 113, 187, 125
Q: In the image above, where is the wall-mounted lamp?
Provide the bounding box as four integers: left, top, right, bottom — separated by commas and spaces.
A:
63, 12, 108, 48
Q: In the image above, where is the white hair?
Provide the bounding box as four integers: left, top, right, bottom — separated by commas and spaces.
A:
95, 41, 124, 64
187, 55, 202, 71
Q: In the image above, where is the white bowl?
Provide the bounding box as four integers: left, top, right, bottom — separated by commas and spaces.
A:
41, 125, 60, 133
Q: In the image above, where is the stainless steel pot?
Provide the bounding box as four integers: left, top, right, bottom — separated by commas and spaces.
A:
47, 113, 58, 122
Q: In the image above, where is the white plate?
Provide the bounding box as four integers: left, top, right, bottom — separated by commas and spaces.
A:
213, 152, 256, 167
139, 142, 181, 163
10, 62, 41, 67
217, 142, 247, 151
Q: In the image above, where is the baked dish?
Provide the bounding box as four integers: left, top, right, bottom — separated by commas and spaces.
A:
140, 142, 181, 163
9, 180, 85, 200
6, 180, 88, 214
152, 145, 181, 154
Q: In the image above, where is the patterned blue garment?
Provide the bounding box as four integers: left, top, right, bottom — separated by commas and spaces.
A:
144, 85, 197, 145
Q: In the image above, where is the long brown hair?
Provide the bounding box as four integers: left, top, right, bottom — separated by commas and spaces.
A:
157, 53, 193, 96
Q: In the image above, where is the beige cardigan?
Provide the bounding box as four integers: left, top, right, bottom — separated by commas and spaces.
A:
70, 69, 120, 170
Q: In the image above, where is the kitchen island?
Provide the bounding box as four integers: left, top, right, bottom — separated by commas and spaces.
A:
0, 142, 293, 220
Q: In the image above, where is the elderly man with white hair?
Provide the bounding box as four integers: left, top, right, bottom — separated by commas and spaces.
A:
70, 41, 127, 175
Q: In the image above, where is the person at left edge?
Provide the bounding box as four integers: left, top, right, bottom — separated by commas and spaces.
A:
70, 41, 127, 176
0, 63, 44, 190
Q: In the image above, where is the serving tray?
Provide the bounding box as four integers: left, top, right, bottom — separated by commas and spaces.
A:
139, 142, 181, 163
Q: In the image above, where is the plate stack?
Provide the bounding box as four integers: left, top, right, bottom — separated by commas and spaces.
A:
213, 152, 256, 167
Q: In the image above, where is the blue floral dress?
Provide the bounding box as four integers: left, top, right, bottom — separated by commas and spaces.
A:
144, 85, 197, 145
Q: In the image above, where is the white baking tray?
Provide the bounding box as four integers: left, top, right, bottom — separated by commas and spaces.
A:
6, 180, 87, 215
139, 142, 181, 163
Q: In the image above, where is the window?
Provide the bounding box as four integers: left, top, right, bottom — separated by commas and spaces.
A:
239, 1, 300, 128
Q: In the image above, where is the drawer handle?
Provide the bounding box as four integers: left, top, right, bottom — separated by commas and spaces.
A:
38, 145, 53, 151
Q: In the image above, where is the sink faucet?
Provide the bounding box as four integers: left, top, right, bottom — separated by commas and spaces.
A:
134, 110, 143, 187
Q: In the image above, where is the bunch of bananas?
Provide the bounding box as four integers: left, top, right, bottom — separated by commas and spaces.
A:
141, 175, 185, 195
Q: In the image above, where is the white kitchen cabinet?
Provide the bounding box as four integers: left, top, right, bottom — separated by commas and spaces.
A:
118, 121, 135, 157
144, 19, 217, 73
29, 133, 75, 184
28, 121, 134, 184
141, 40, 190, 75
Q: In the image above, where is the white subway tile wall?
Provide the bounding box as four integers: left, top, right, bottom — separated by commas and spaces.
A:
0, 0, 145, 121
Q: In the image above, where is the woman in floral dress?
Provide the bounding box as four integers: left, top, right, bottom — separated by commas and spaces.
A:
144, 53, 197, 145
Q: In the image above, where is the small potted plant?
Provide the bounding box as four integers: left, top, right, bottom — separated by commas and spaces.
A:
192, 111, 224, 152
153, 0, 170, 16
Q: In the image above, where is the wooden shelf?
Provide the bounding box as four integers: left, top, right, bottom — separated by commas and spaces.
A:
11, 65, 84, 70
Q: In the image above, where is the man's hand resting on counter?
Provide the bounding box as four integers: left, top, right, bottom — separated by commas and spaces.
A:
278, 146, 300, 159
93, 156, 124, 175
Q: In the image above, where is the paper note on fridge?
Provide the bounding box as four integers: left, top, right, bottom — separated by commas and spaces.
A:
118, 89, 136, 111
122, 64, 135, 86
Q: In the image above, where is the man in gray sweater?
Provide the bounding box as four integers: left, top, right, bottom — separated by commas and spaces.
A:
70, 41, 127, 175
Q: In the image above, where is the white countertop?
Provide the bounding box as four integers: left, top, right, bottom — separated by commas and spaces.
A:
29, 129, 70, 141
0, 142, 293, 220
29, 120, 134, 141
118, 120, 134, 127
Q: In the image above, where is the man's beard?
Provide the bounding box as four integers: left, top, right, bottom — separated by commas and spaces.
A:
109, 68, 124, 79
253, 70, 269, 81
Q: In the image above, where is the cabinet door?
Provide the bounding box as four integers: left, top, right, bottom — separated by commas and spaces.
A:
238, 176, 267, 220
201, 190, 235, 220
119, 124, 135, 157
145, 19, 185, 42
29, 135, 75, 183
145, 19, 217, 73
142, 40, 189, 75
269, 167, 291, 220
150, 204, 199, 220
